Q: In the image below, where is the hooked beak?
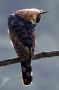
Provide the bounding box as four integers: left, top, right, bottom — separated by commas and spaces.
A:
36, 9, 49, 23
39, 10, 49, 14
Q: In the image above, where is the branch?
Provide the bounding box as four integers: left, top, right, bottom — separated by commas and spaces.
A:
0, 51, 59, 67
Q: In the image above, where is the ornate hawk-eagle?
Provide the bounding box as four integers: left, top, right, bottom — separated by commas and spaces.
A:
8, 8, 47, 86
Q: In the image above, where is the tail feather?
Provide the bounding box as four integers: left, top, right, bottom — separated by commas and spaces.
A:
21, 59, 32, 85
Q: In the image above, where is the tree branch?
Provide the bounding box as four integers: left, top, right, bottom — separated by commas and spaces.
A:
0, 51, 59, 67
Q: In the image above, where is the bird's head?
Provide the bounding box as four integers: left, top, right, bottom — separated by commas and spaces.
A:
15, 8, 48, 25
26, 8, 48, 25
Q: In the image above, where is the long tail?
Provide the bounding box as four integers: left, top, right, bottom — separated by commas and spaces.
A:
21, 59, 32, 85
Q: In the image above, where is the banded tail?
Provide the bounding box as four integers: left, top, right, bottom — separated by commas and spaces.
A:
21, 59, 32, 85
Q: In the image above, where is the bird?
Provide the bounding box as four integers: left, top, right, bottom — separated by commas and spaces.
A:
8, 8, 48, 86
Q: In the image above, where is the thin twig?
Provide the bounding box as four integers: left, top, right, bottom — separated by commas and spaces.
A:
0, 51, 59, 66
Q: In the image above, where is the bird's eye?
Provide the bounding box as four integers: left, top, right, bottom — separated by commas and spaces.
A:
36, 14, 41, 23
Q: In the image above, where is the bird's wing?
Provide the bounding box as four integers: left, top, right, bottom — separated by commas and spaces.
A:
8, 14, 31, 60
